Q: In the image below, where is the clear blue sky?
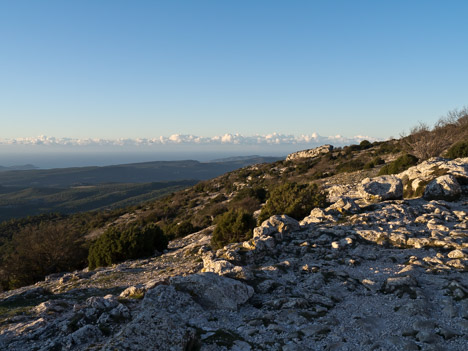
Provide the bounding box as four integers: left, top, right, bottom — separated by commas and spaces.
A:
1, 0, 467, 140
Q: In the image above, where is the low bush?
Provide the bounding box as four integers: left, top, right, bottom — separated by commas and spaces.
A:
363, 156, 385, 169
163, 220, 194, 239
233, 187, 267, 203
88, 224, 167, 269
211, 209, 255, 249
375, 142, 401, 155
378, 154, 418, 175
359, 140, 372, 149
336, 159, 365, 173
446, 140, 468, 159
258, 182, 327, 223
400, 108, 468, 159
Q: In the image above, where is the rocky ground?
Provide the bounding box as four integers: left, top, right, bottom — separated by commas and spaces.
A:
0, 158, 467, 350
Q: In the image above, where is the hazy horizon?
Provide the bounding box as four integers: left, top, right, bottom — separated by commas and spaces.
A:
0, 131, 379, 168
0, 151, 283, 169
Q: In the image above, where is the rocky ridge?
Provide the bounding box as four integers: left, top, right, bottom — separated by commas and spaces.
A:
285, 145, 334, 161
0, 158, 467, 350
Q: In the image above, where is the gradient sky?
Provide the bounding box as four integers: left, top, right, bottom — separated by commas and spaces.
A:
1, 0, 467, 141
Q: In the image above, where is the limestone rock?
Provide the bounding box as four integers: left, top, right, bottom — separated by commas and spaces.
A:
253, 215, 300, 238
2, 156, 468, 351
423, 174, 462, 201
328, 197, 360, 214
286, 144, 333, 161
300, 208, 337, 225
170, 272, 254, 311
447, 249, 467, 259
104, 285, 200, 351
120, 286, 146, 299
358, 175, 403, 202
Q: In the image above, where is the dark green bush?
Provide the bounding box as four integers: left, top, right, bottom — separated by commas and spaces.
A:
88, 224, 167, 269
336, 159, 365, 173
258, 182, 327, 223
378, 154, 418, 175
209, 194, 227, 204
211, 209, 255, 249
2, 221, 87, 289
359, 140, 372, 149
233, 187, 267, 203
345, 144, 362, 154
446, 140, 468, 159
163, 220, 194, 239
363, 156, 385, 169
375, 142, 401, 155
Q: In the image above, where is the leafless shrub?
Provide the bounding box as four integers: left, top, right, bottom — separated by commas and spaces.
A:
400, 107, 468, 159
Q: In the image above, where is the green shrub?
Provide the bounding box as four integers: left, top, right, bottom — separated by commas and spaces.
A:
375, 142, 401, 155
336, 159, 365, 173
258, 182, 327, 223
211, 209, 255, 249
209, 194, 227, 204
446, 140, 468, 159
163, 220, 194, 239
344, 144, 362, 154
233, 187, 267, 203
359, 140, 372, 149
88, 224, 167, 269
363, 156, 385, 169
3, 222, 87, 289
378, 154, 418, 175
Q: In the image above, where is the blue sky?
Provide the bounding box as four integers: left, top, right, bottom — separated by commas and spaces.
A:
1, 0, 467, 143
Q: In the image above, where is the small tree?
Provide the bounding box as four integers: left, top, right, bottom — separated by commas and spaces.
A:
88, 224, 167, 269
5, 221, 87, 289
211, 209, 255, 249
400, 108, 468, 159
258, 182, 327, 223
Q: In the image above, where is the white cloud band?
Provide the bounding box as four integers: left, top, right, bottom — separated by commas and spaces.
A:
0, 133, 378, 147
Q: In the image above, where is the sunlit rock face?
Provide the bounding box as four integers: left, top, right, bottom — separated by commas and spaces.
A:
286, 144, 334, 161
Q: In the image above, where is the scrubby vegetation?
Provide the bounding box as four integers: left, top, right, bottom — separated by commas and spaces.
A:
1, 221, 87, 290
211, 209, 256, 249
88, 224, 167, 270
446, 140, 468, 159
378, 154, 418, 175
400, 107, 468, 159
2, 107, 468, 291
258, 183, 327, 223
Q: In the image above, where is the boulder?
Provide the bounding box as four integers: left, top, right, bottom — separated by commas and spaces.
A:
253, 215, 300, 238
300, 208, 337, 225
201, 254, 251, 278
423, 175, 461, 201
170, 272, 254, 311
358, 175, 403, 202
70, 325, 102, 346
328, 197, 360, 214
120, 286, 146, 299
104, 285, 201, 351
400, 157, 468, 183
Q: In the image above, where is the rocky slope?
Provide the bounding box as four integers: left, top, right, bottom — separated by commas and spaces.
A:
0, 158, 467, 351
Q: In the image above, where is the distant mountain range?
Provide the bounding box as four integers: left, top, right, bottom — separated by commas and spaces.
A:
0, 156, 282, 188
0, 156, 282, 221
0, 164, 38, 172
